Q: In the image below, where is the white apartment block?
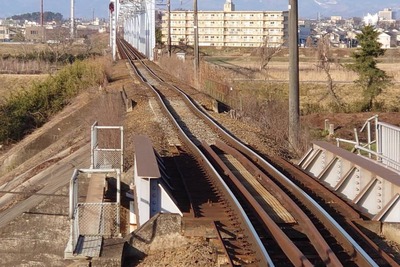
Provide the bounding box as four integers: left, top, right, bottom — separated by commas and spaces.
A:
0, 25, 10, 41
161, 0, 288, 48
378, 8, 393, 21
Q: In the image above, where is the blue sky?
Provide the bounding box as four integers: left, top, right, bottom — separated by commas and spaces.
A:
0, 0, 399, 20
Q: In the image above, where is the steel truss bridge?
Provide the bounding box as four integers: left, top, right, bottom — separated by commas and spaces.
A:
110, 0, 156, 60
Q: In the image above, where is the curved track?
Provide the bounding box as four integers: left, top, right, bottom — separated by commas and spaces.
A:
117, 38, 399, 267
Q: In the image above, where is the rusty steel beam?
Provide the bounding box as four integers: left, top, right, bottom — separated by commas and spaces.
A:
215, 140, 343, 267
202, 142, 313, 267
348, 220, 400, 267
213, 221, 234, 267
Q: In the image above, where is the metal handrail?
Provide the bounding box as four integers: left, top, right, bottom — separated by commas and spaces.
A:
354, 145, 400, 170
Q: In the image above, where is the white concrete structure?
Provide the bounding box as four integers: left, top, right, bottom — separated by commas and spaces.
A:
133, 136, 181, 227
224, 0, 235, 12
161, 0, 288, 48
378, 8, 394, 21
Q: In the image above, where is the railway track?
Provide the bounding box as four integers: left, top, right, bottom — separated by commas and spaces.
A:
117, 39, 399, 267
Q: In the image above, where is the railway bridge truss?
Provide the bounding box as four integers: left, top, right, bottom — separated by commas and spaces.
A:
110, 0, 156, 60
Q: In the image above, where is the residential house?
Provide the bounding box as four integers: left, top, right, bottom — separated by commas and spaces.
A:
387, 30, 399, 47
378, 32, 391, 48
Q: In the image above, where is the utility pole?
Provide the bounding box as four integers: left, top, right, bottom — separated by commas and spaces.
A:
40, 0, 44, 42
109, 0, 117, 61
288, 0, 300, 151
113, 0, 118, 61
70, 0, 75, 39
167, 0, 171, 57
40, 0, 44, 26
193, 0, 199, 81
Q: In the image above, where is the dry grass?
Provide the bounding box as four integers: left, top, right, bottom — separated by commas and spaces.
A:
197, 51, 400, 113
157, 50, 400, 157
0, 43, 48, 56
0, 33, 109, 56
0, 74, 48, 98
216, 58, 400, 82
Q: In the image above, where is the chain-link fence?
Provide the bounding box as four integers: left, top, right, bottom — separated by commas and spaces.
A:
76, 203, 120, 237
93, 149, 122, 169
91, 122, 124, 172
67, 169, 121, 257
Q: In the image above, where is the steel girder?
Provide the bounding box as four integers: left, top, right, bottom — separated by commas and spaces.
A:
119, 0, 155, 60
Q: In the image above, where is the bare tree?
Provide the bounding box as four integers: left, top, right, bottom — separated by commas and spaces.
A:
46, 27, 73, 65
258, 36, 283, 73
316, 34, 341, 105
305, 36, 313, 48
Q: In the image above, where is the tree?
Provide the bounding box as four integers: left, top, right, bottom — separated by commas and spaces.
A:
12, 31, 25, 42
305, 36, 313, 48
346, 25, 391, 111
258, 35, 283, 74
155, 28, 163, 46
11, 12, 63, 23
46, 27, 73, 64
316, 34, 341, 106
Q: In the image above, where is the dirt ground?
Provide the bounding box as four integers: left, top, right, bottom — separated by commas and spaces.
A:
0, 58, 222, 267
303, 111, 400, 142
0, 55, 399, 266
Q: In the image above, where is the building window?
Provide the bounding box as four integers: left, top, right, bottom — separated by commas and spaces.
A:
31, 30, 38, 35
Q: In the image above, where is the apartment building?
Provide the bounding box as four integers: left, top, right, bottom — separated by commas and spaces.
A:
0, 25, 10, 41
161, 0, 288, 48
378, 8, 394, 22
25, 26, 46, 42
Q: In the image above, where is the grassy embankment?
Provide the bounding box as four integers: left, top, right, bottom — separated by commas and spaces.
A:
0, 58, 110, 145
0, 33, 110, 145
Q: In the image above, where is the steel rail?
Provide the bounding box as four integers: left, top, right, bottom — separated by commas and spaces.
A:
203, 142, 313, 267
154, 64, 381, 267
213, 140, 344, 266
213, 221, 235, 267
118, 38, 274, 266
117, 39, 384, 267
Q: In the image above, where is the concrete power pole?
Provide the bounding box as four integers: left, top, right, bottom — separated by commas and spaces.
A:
112, 0, 118, 61
40, 0, 45, 42
40, 0, 44, 26
167, 0, 171, 57
193, 0, 199, 82
109, 0, 117, 60
288, 0, 300, 151
70, 0, 75, 39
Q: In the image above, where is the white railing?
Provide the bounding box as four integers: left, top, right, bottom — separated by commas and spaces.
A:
336, 115, 400, 171
91, 122, 124, 172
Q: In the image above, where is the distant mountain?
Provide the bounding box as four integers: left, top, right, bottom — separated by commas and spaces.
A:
11, 12, 63, 22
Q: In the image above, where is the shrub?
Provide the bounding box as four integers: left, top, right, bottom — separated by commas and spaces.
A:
0, 59, 107, 144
